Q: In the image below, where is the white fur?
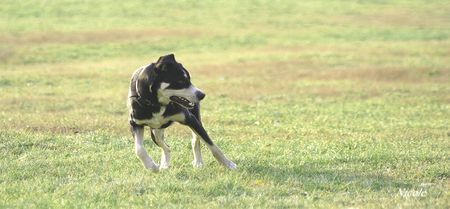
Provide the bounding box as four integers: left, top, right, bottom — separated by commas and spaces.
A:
191, 131, 204, 168
133, 127, 159, 172
160, 82, 170, 90
152, 129, 171, 170
208, 144, 237, 169
133, 107, 185, 128
191, 130, 237, 169
157, 83, 200, 106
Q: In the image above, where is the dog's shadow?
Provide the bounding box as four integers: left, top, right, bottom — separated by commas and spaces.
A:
237, 158, 412, 193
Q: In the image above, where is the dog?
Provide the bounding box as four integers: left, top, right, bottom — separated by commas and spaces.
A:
127, 54, 237, 172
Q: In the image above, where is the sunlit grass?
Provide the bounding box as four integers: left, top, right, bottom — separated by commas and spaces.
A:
0, 0, 449, 208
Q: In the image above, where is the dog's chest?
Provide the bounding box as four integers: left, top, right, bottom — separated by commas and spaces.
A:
133, 107, 170, 128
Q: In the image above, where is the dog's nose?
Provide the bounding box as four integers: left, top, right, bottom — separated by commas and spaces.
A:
195, 91, 206, 100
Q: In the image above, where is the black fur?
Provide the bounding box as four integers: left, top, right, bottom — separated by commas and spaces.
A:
128, 54, 238, 170
128, 54, 209, 143
182, 111, 214, 145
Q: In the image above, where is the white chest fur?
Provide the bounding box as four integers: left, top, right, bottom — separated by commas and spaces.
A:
134, 107, 169, 128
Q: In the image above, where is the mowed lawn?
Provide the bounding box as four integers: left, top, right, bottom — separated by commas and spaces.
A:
0, 0, 449, 208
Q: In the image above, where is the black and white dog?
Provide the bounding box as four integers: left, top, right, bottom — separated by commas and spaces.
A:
128, 54, 237, 172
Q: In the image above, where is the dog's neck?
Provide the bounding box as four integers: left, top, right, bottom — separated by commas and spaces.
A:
130, 63, 164, 111
131, 95, 159, 107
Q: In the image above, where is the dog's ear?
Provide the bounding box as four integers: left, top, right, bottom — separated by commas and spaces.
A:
157, 54, 176, 63
156, 54, 176, 69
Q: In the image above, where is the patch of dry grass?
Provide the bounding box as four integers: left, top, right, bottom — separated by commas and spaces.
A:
0, 28, 204, 45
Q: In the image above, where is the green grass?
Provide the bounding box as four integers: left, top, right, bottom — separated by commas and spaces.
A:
0, 0, 449, 208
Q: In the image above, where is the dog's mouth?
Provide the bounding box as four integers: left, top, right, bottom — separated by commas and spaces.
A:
170, 96, 195, 109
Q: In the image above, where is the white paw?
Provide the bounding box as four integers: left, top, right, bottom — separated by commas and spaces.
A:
159, 162, 170, 170
144, 163, 160, 172
192, 160, 204, 168
225, 160, 237, 170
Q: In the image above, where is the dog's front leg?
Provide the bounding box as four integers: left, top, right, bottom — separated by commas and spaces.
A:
191, 131, 204, 168
151, 129, 171, 170
185, 114, 237, 169
190, 104, 204, 168
132, 126, 159, 172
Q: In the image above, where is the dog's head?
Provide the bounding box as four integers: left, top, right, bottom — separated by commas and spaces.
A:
147, 54, 205, 109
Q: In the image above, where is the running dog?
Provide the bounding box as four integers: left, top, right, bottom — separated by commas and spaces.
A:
127, 54, 237, 172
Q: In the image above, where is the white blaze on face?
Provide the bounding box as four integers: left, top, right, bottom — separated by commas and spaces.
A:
157, 82, 199, 105
160, 82, 170, 90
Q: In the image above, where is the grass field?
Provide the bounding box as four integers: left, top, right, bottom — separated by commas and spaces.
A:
0, 0, 449, 208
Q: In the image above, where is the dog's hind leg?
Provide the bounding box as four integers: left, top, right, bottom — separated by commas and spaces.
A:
185, 113, 237, 170
132, 125, 159, 172
151, 129, 171, 170
190, 104, 204, 168
191, 132, 204, 168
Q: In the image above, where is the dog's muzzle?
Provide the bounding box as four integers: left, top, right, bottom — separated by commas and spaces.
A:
195, 90, 206, 101
167, 87, 205, 109
170, 96, 195, 109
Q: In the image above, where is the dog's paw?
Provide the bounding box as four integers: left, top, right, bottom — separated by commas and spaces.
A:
159, 163, 170, 170
225, 161, 237, 170
144, 163, 160, 172
192, 160, 204, 168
